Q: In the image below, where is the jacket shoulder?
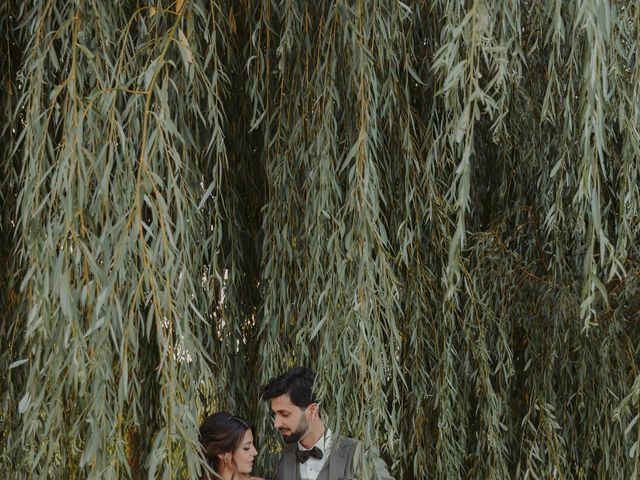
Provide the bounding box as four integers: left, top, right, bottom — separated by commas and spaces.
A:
275, 443, 297, 472
333, 435, 358, 450
334, 436, 394, 480
280, 442, 298, 456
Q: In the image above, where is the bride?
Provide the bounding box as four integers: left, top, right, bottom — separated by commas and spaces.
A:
199, 412, 266, 480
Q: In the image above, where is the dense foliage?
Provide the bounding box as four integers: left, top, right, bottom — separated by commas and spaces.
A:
1, 1, 639, 479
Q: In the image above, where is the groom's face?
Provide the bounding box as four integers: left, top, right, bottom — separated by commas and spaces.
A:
270, 394, 310, 444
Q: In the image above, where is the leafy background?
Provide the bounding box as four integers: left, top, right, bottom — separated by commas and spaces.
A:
1, 1, 639, 479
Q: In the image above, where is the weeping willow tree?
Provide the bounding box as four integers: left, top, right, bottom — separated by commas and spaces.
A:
1, 0, 639, 479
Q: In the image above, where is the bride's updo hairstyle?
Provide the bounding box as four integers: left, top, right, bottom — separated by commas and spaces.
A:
199, 412, 253, 479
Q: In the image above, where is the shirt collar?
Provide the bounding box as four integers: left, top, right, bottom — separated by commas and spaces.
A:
298, 428, 332, 454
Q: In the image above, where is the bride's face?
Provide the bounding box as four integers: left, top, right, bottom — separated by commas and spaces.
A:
232, 429, 258, 474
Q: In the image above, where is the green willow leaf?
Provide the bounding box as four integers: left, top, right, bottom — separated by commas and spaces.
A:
1, 1, 639, 480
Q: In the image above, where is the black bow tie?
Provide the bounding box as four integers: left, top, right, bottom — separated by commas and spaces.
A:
295, 446, 323, 464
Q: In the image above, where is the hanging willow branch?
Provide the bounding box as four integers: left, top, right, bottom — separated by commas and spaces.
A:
1, 1, 639, 479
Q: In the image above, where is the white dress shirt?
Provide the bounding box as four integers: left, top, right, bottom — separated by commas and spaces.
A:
298, 429, 332, 480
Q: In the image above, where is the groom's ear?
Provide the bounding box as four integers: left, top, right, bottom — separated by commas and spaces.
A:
308, 402, 320, 420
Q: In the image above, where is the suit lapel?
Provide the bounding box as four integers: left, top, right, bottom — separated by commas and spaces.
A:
328, 437, 349, 480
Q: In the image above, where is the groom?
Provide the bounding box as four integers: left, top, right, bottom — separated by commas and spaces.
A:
262, 366, 394, 480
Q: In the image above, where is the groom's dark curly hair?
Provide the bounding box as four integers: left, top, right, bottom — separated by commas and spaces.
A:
261, 366, 319, 408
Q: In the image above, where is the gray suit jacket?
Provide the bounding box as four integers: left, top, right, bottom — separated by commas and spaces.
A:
274, 437, 394, 480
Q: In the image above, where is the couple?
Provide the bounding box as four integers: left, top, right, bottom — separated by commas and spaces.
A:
199, 366, 394, 480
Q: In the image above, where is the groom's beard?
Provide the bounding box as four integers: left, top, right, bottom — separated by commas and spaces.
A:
280, 416, 309, 444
